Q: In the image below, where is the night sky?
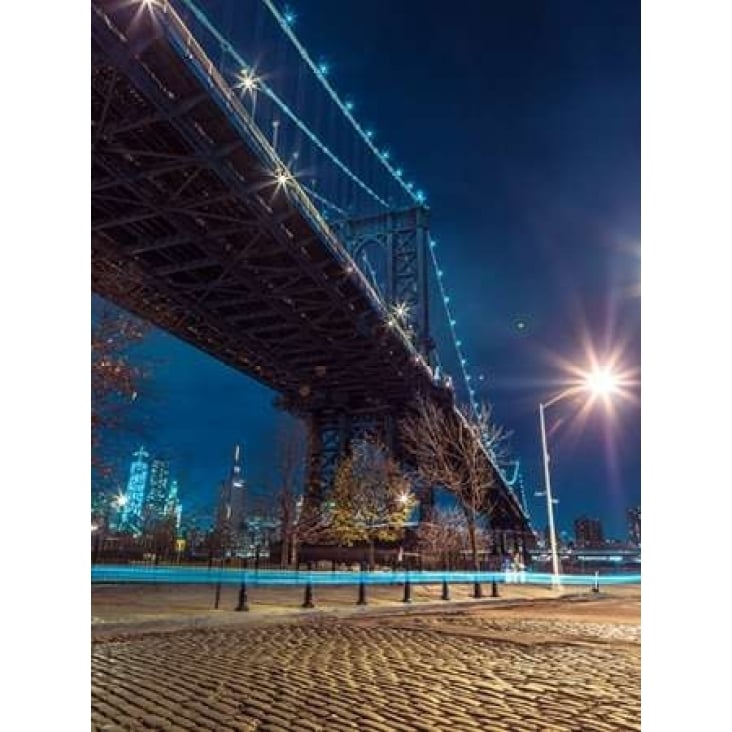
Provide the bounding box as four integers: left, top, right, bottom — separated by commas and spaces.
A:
97, 0, 640, 540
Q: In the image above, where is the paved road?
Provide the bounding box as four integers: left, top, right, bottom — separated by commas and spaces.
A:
91, 594, 640, 731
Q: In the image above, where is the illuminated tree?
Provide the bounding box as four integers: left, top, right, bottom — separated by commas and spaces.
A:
330, 438, 415, 569
400, 396, 510, 579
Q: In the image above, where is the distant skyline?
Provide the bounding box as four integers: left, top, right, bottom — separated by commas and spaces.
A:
93, 0, 639, 540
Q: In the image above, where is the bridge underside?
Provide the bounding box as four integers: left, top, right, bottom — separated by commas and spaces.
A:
91, 0, 532, 536
92, 1, 436, 415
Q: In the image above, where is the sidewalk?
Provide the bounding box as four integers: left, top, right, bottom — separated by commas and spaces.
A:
91, 577, 640, 638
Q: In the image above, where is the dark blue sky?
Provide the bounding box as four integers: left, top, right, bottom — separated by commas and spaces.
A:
100, 0, 640, 539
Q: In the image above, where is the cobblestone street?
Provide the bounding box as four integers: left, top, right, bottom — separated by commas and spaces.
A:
91, 593, 640, 731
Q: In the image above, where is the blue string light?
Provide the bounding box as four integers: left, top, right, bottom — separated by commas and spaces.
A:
428, 241, 479, 416
260, 0, 423, 206
178, 0, 391, 209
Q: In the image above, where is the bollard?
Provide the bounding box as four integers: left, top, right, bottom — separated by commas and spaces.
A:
473, 581, 483, 599
592, 571, 600, 593
441, 578, 451, 601
213, 557, 224, 609
235, 579, 250, 611
403, 571, 412, 603
302, 562, 315, 608
236, 559, 250, 611
357, 576, 367, 606
491, 578, 500, 598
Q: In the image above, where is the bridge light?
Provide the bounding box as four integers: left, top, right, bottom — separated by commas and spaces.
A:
345, 100, 354, 112
395, 168, 403, 178
275, 169, 292, 187
318, 60, 330, 76
284, 6, 297, 25
381, 149, 390, 160
406, 182, 414, 190
444, 296, 450, 304
456, 340, 462, 347
238, 70, 258, 92
429, 239, 436, 248
450, 319, 457, 326
366, 129, 374, 139
393, 301, 410, 320
437, 269, 444, 277
415, 190, 426, 203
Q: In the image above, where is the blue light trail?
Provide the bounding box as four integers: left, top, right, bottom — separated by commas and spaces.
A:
92, 565, 640, 588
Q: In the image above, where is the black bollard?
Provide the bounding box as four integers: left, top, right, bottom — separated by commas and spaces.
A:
236, 559, 250, 611
358, 576, 367, 606
403, 571, 412, 603
491, 578, 500, 598
302, 562, 315, 608
213, 556, 224, 609
473, 580, 483, 599
235, 579, 250, 611
441, 578, 451, 601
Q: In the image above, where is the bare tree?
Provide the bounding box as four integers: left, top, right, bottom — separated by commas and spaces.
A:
273, 419, 307, 567
400, 396, 511, 578
416, 506, 470, 569
91, 305, 149, 480
330, 438, 415, 570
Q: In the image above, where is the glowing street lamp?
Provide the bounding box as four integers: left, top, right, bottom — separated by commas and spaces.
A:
538, 365, 621, 589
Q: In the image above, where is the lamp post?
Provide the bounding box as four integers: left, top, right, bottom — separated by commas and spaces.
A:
538, 399, 562, 588
537, 366, 622, 589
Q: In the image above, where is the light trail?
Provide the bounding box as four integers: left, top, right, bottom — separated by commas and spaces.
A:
92, 565, 641, 587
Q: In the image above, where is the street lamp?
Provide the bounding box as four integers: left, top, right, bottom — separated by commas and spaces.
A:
538, 366, 621, 589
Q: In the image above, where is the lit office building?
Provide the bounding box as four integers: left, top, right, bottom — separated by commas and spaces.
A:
215, 444, 247, 551
165, 477, 183, 533
144, 458, 170, 522
121, 446, 149, 535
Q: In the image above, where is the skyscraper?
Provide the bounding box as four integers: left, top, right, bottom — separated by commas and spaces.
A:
121, 446, 149, 535
627, 506, 641, 546
574, 516, 605, 549
144, 457, 170, 526
215, 444, 247, 552
165, 477, 183, 534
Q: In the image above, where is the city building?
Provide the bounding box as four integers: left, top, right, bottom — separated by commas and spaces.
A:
118, 448, 184, 536
120, 446, 149, 535
144, 457, 170, 524
574, 516, 605, 549
165, 477, 183, 534
627, 506, 641, 546
215, 444, 247, 552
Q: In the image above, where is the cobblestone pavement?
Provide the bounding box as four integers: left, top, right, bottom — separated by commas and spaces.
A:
91, 596, 640, 731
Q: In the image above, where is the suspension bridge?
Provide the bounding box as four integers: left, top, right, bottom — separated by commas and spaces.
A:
91, 0, 533, 543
